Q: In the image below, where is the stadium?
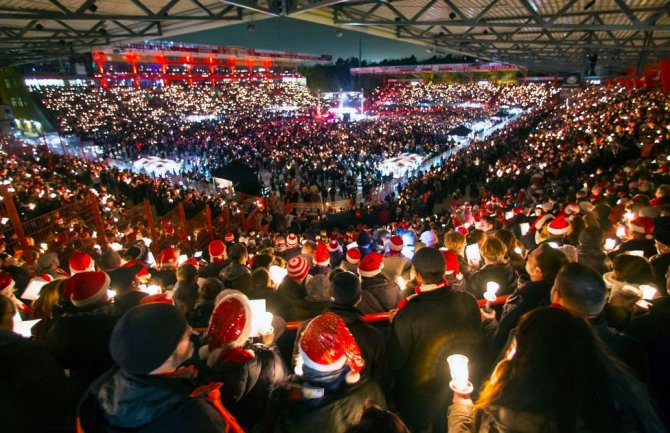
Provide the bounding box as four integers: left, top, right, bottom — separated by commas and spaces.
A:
0, 1, 669, 432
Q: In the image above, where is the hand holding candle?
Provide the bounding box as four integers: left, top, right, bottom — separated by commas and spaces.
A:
483, 281, 499, 312
447, 354, 473, 395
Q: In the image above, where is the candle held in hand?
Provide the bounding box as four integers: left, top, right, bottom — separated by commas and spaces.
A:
447, 354, 473, 394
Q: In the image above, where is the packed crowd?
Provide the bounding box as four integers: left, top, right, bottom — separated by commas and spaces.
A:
1, 82, 670, 433
367, 82, 556, 112
32, 82, 553, 199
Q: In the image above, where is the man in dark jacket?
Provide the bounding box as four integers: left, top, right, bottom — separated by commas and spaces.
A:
551, 262, 648, 382
78, 303, 242, 433
0, 295, 82, 433
264, 313, 386, 433
490, 244, 568, 351
45, 271, 120, 388
358, 252, 402, 314
109, 264, 148, 314
388, 247, 486, 433
219, 243, 252, 293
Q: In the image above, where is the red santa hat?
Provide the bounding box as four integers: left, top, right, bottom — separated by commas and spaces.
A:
0, 272, 15, 296
629, 217, 654, 239
181, 257, 199, 269
65, 271, 110, 307
345, 248, 361, 265
157, 247, 178, 268
455, 226, 469, 236
547, 217, 570, 236
200, 290, 253, 367
224, 232, 235, 243
358, 252, 384, 278
286, 233, 299, 248
389, 235, 404, 252
208, 240, 226, 263
298, 312, 364, 384
327, 240, 341, 253
69, 251, 95, 274
287, 256, 310, 281
313, 241, 330, 267
442, 251, 463, 280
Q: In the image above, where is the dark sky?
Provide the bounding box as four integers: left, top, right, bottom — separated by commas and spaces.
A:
168, 17, 433, 63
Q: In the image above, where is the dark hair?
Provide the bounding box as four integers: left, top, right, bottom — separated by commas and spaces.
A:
476, 307, 665, 433
200, 278, 223, 300
412, 247, 446, 284
578, 226, 604, 249
251, 254, 274, 271
229, 243, 248, 262
612, 254, 654, 285
533, 244, 568, 281
567, 216, 585, 245
553, 263, 606, 315
176, 264, 198, 283
251, 268, 271, 292
345, 405, 411, 433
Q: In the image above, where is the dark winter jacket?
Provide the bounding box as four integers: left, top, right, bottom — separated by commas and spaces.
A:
388, 285, 486, 433
172, 281, 199, 317
198, 261, 229, 280
219, 262, 252, 293
202, 343, 288, 430
577, 245, 611, 275
492, 279, 554, 352
277, 278, 307, 305
188, 299, 216, 329
359, 274, 403, 314
0, 330, 82, 433
289, 299, 328, 322
112, 291, 149, 315
467, 263, 518, 299
149, 269, 177, 291
264, 374, 386, 433
78, 367, 228, 433
45, 302, 120, 388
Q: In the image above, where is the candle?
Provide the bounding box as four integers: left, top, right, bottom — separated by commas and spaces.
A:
519, 222, 530, 236
259, 312, 274, 336
639, 284, 657, 300
109, 242, 123, 251
604, 238, 616, 250
396, 276, 406, 290
141, 284, 162, 295
616, 226, 626, 238
447, 354, 473, 394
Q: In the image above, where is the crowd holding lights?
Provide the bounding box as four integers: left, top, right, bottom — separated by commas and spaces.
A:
1, 81, 669, 433
367, 82, 556, 112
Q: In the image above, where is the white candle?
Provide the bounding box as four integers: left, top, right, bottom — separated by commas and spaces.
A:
604, 238, 616, 250
447, 354, 473, 394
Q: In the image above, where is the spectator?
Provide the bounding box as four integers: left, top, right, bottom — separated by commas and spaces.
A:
388, 247, 485, 433
199, 290, 288, 430
490, 244, 568, 352
650, 216, 670, 295
467, 238, 518, 299
358, 252, 402, 314
265, 313, 386, 433
344, 405, 411, 433
173, 263, 199, 317
219, 243, 252, 293
78, 303, 243, 433
188, 277, 223, 328
0, 295, 82, 433
577, 226, 611, 275
447, 307, 665, 433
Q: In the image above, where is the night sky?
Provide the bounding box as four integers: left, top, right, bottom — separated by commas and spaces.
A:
168, 17, 433, 64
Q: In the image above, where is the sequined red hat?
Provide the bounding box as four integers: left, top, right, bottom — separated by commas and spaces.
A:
298, 312, 364, 384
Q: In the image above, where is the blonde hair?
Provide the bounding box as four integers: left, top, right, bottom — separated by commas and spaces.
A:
444, 231, 466, 254
481, 238, 508, 265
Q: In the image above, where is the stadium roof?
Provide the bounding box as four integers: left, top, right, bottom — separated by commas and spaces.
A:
1, 0, 669, 72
